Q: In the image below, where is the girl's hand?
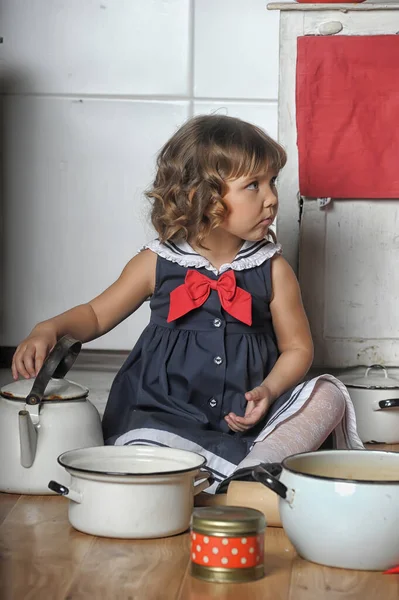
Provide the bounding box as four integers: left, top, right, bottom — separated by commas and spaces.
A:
12, 330, 57, 380
224, 384, 273, 432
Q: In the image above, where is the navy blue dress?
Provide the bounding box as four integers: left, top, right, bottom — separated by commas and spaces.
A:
102, 239, 298, 486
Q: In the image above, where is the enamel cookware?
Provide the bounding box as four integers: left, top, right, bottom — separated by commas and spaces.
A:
49, 445, 212, 538
0, 336, 104, 494
253, 449, 399, 571
339, 365, 399, 444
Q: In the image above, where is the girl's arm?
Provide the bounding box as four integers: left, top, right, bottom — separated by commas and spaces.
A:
260, 254, 314, 400
12, 249, 157, 380
225, 255, 314, 432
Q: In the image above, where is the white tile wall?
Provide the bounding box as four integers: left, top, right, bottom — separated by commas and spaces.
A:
0, 0, 280, 350
194, 0, 280, 99
193, 101, 278, 139
1, 96, 189, 348
0, 0, 191, 95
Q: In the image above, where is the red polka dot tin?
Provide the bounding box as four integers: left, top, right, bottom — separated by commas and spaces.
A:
190, 506, 266, 583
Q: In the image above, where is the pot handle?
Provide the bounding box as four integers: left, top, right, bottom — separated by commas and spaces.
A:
376, 399, 399, 410
251, 465, 294, 504
48, 480, 83, 504
193, 470, 214, 496
365, 364, 389, 379
26, 336, 82, 406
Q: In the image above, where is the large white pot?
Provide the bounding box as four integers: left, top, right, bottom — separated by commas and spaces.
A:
339, 365, 399, 444
253, 450, 399, 571
49, 445, 211, 539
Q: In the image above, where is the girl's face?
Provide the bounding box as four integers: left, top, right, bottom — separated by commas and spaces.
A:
219, 170, 278, 242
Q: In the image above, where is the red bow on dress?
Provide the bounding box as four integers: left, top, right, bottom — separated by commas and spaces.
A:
167, 270, 252, 326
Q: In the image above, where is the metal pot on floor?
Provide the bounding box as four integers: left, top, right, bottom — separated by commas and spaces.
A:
253, 449, 399, 571
49, 445, 213, 538
339, 364, 399, 444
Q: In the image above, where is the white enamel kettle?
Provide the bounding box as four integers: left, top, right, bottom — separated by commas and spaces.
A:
0, 336, 104, 494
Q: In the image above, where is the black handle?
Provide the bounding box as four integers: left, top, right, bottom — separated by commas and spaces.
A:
48, 480, 70, 495
252, 464, 288, 499
378, 399, 399, 410
199, 468, 216, 488
26, 336, 82, 406
261, 462, 283, 478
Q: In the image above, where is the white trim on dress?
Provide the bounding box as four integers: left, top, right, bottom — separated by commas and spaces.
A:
115, 428, 236, 494
141, 239, 282, 275
115, 375, 364, 494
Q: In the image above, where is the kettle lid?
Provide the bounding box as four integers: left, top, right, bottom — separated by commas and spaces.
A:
0, 377, 89, 400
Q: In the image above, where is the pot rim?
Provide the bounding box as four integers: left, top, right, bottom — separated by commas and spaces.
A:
345, 384, 399, 391
281, 450, 399, 485
57, 447, 207, 477
61, 463, 206, 478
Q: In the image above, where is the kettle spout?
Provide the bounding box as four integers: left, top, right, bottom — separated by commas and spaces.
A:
18, 410, 38, 468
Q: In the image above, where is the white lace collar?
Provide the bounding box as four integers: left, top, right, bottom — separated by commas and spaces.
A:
141, 239, 281, 275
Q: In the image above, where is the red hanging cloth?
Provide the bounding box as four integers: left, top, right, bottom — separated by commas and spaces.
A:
296, 35, 399, 199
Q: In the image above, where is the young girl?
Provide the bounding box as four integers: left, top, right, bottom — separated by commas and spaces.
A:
12, 115, 363, 493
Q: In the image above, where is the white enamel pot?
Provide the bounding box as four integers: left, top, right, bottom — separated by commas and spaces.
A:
253, 450, 399, 571
340, 365, 399, 444
49, 445, 212, 539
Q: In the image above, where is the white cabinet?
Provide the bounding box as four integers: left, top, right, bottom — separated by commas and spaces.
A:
270, 3, 399, 368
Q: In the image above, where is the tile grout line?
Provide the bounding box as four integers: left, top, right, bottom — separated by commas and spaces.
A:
188, 0, 195, 118
0, 92, 278, 104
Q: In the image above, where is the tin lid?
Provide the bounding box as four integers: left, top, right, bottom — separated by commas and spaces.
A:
340, 365, 399, 390
191, 506, 266, 536
0, 377, 89, 401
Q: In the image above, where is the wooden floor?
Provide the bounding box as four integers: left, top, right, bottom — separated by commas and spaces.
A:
1, 444, 398, 600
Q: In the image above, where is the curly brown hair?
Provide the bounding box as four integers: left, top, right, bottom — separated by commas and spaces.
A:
146, 114, 286, 247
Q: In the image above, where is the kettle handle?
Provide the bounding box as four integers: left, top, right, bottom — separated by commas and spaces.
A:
25, 336, 82, 406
